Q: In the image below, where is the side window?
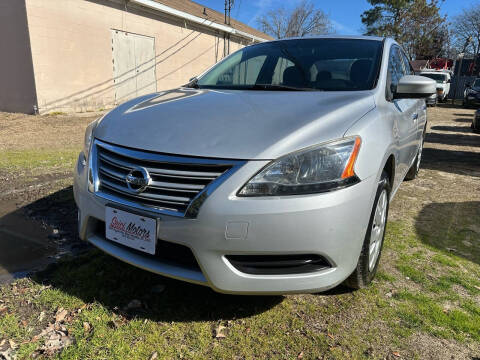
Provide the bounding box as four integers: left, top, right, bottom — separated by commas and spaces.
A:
400, 51, 413, 75
387, 46, 405, 100
272, 57, 294, 84
232, 55, 267, 85
216, 55, 267, 86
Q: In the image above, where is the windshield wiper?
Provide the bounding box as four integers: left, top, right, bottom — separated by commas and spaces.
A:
248, 84, 317, 91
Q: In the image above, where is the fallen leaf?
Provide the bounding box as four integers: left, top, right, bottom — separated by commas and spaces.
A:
0, 348, 15, 360
21, 320, 28, 327
393, 351, 401, 357
38, 311, 46, 322
83, 322, 92, 334
108, 319, 121, 329
149, 351, 158, 360
0, 306, 7, 315
474, 285, 480, 291
55, 308, 68, 323
0, 339, 5, 347
215, 325, 227, 338
8, 339, 17, 350
327, 333, 334, 340
297, 351, 304, 359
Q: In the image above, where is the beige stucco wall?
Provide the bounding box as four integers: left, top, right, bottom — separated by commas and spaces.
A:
24, 0, 248, 113
0, 0, 37, 114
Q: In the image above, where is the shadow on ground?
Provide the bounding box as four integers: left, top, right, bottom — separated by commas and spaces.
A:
0, 187, 85, 281
422, 112, 480, 177
431, 125, 474, 133
425, 132, 480, 147
33, 251, 284, 322
0, 187, 283, 322
415, 201, 480, 265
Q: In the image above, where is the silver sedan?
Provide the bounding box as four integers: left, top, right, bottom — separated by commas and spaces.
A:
74, 36, 435, 294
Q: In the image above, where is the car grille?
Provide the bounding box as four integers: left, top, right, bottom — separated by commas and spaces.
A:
93, 140, 245, 217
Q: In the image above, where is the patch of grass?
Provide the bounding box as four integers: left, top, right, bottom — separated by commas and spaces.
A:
432, 254, 459, 267
35, 287, 84, 312
0, 313, 29, 340
375, 271, 396, 282
396, 263, 427, 284
0, 149, 78, 171
394, 290, 480, 342
48, 111, 67, 116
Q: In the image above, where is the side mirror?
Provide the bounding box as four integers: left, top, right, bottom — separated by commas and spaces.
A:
447, 79, 451, 83
394, 75, 436, 99
466, 83, 471, 88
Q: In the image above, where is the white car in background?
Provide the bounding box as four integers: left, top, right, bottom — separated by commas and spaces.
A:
419, 71, 451, 103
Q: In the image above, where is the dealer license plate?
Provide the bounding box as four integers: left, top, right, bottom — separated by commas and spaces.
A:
105, 207, 157, 255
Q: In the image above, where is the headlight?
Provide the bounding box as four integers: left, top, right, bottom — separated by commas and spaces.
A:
84, 118, 101, 193
238, 137, 361, 196
83, 120, 98, 160
468, 89, 478, 95
83, 120, 98, 159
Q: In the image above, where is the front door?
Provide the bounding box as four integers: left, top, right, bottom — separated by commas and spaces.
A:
386, 45, 419, 186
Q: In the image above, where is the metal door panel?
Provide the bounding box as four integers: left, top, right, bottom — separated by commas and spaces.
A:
133, 34, 157, 97
112, 30, 157, 103
112, 30, 137, 103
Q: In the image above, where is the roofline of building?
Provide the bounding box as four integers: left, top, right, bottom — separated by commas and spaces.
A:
129, 0, 269, 43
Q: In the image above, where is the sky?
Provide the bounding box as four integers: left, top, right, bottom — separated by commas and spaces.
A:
196, 0, 478, 35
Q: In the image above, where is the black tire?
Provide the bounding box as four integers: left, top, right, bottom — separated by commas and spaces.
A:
405, 129, 426, 181
345, 171, 391, 289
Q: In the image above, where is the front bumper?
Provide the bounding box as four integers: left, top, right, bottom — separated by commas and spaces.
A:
74, 153, 377, 294
426, 94, 437, 105
465, 95, 480, 106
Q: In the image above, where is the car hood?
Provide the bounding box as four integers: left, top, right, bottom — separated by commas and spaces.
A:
95, 88, 375, 160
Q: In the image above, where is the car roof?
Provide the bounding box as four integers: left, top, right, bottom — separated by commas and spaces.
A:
266, 35, 385, 43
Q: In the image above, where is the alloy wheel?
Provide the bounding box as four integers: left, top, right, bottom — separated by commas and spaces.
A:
369, 189, 388, 271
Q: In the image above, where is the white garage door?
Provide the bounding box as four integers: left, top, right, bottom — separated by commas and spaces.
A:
111, 30, 157, 103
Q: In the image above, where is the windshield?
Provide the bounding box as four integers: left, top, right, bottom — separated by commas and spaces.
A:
420, 73, 447, 83
473, 79, 480, 88
195, 39, 383, 91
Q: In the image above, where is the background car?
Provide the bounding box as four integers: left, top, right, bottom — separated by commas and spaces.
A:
463, 78, 480, 108
426, 92, 438, 107
473, 109, 480, 133
419, 71, 451, 102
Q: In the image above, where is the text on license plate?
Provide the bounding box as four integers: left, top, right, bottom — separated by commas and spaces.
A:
105, 207, 157, 255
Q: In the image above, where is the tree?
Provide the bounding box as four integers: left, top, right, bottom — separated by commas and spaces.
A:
451, 4, 480, 72
361, 0, 448, 60
257, 0, 332, 39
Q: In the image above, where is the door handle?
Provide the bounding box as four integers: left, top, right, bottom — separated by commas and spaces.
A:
412, 113, 418, 121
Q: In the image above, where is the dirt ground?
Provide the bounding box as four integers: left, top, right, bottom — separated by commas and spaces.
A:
0, 106, 479, 359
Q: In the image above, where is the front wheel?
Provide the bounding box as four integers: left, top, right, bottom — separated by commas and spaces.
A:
345, 171, 390, 289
